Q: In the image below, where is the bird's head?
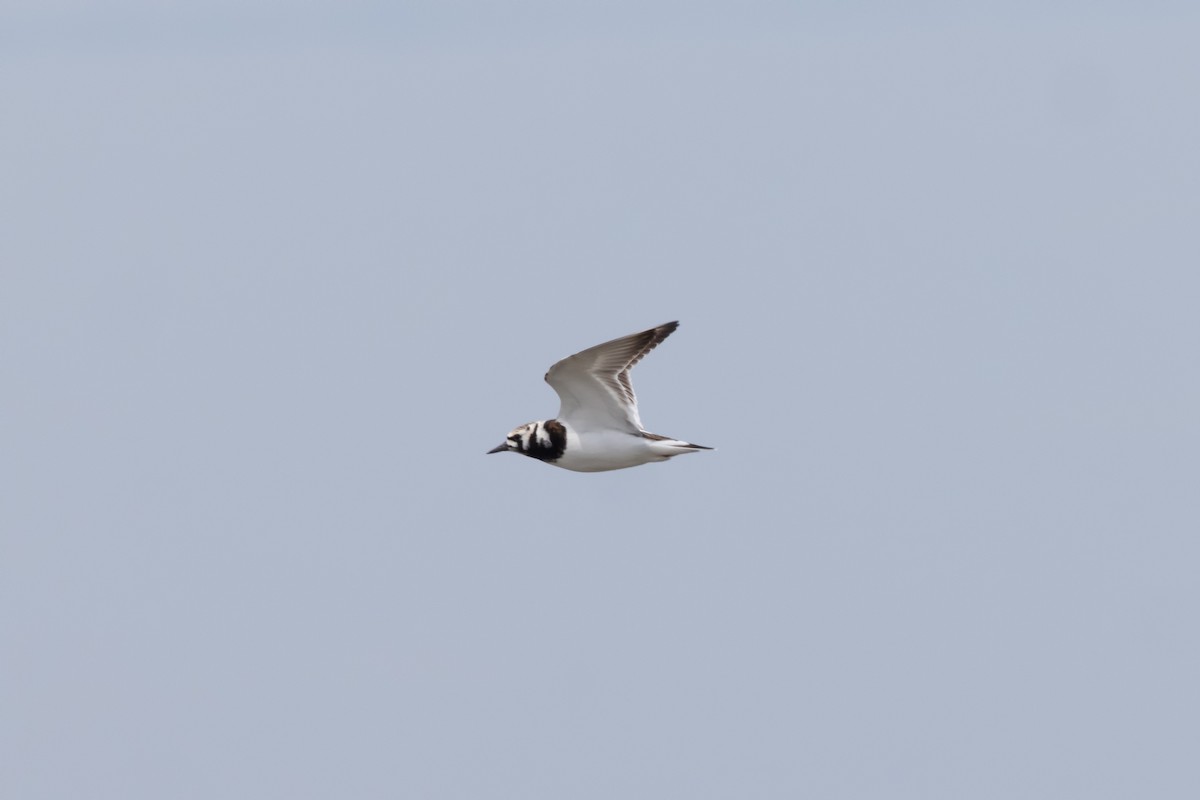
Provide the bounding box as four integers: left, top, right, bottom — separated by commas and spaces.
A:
486, 422, 541, 456
487, 420, 568, 463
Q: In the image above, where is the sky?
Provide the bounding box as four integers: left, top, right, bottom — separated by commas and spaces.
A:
3, 3, 1199, 798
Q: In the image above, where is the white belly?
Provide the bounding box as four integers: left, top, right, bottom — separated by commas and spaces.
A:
551, 427, 689, 472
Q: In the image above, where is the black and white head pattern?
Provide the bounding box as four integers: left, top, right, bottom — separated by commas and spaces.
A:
504, 420, 568, 463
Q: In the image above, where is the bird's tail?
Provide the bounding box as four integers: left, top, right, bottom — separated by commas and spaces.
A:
642, 431, 714, 456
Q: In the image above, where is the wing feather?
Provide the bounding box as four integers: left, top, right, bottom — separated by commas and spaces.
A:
545, 321, 679, 433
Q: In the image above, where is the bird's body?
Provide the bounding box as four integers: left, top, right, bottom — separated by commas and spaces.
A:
488, 321, 712, 472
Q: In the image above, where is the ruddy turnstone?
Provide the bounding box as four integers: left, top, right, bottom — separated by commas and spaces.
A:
488, 321, 712, 472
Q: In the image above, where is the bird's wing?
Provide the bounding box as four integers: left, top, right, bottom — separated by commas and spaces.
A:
545, 321, 679, 433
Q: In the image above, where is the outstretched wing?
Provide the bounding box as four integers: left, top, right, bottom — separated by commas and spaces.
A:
545, 321, 679, 433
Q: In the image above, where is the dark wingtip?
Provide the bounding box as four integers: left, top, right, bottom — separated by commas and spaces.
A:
645, 320, 679, 349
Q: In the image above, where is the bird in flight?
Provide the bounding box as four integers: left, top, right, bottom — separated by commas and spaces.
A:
488, 321, 712, 472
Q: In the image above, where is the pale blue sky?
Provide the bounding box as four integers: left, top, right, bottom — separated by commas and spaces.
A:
3, 3, 1198, 798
